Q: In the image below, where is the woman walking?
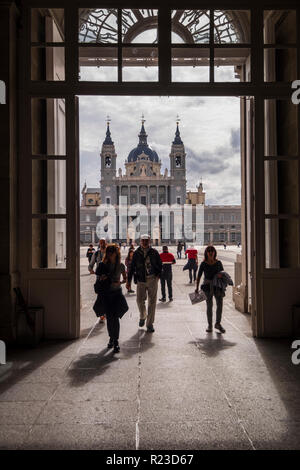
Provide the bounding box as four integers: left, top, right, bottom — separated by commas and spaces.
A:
125, 249, 135, 294
93, 244, 128, 353
195, 245, 225, 333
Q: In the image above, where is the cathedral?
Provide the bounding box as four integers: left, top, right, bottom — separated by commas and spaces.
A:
100, 117, 187, 208
81, 118, 241, 245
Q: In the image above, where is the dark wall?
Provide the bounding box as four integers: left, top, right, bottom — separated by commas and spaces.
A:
0, 2, 19, 343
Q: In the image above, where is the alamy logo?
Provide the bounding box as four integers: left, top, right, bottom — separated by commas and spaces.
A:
291, 340, 300, 365
292, 80, 300, 105
0, 80, 6, 104
0, 340, 6, 365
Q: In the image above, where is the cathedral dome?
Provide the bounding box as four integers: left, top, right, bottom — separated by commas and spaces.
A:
128, 120, 159, 163
128, 145, 159, 163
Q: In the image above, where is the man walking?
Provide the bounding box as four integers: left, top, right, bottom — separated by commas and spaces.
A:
127, 235, 162, 333
159, 246, 176, 302
88, 238, 107, 274
86, 244, 95, 264
177, 241, 183, 259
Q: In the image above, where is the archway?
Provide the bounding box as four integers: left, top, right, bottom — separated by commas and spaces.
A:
13, 3, 299, 341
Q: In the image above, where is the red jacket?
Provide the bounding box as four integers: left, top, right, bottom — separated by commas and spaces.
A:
160, 252, 175, 264
185, 249, 198, 260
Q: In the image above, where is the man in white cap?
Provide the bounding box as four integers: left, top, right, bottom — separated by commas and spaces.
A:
127, 235, 162, 333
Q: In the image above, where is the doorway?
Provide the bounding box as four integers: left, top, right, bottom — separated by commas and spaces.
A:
79, 94, 245, 329
19, 5, 300, 340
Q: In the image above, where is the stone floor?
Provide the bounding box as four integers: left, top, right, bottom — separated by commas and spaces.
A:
1, 246, 300, 450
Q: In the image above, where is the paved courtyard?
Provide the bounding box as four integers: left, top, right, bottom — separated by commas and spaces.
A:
0, 246, 300, 450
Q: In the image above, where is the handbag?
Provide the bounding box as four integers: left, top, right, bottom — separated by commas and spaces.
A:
189, 290, 207, 305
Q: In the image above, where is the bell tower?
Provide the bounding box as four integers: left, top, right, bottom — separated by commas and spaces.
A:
169, 116, 187, 205
100, 117, 117, 205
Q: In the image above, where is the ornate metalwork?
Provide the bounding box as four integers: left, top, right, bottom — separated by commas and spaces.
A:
122, 9, 158, 43
79, 9, 118, 43
213, 11, 239, 43
78, 9, 241, 45
172, 10, 210, 44
172, 10, 240, 44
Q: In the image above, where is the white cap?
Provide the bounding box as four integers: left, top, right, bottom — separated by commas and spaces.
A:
141, 234, 150, 240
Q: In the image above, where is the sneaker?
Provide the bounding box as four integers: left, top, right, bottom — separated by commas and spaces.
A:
107, 339, 114, 349
215, 323, 226, 333
139, 318, 145, 327
159, 297, 166, 302
206, 325, 213, 333
113, 344, 120, 353
147, 325, 155, 333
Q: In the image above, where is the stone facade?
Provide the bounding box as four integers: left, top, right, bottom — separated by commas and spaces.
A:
204, 206, 241, 245
100, 119, 187, 208
81, 142, 241, 245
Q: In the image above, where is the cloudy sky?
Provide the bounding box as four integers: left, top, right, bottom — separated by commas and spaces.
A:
79, 95, 241, 205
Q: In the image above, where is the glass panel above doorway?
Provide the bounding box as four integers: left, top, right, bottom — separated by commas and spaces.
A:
31, 8, 64, 43
31, 46, 65, 81
79, 47, 118, 81
122, 47, 158, 81
214, 10, 251, 44
171, 10, 210, 44
214, 48, 251, 82
264, 48, 297, 82
122, 9, 158, 43
79, 9, 118, 43
264, 10, 297, 45
172, 48, 209, 82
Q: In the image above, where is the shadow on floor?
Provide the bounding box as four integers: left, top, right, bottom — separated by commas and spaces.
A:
66, 330, 155, 387
189, 334, 237, 358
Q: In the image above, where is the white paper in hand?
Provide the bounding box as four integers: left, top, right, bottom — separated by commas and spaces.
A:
189, 290, 207, 305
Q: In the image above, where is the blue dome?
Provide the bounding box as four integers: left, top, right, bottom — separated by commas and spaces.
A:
128, 145, 159, 162
128, 120, 159, 162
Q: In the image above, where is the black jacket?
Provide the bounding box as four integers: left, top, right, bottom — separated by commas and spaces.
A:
128, 246, 162, 283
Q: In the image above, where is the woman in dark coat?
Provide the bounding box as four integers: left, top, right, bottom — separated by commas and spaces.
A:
93, 244, 128, 353
195, 245, 225, 334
